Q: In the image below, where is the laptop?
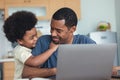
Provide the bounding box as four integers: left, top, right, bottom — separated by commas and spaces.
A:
56, 44, 117, 80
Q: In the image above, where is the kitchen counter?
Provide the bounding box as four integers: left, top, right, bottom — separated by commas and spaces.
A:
0, 58, 14, 63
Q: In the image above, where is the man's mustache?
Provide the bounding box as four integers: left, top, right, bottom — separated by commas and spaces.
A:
52, 36, 59, 39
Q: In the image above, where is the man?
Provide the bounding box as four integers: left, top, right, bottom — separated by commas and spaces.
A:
22, 7, 96, 79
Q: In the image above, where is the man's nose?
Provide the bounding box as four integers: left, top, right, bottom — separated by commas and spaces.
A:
51, 30, 57, 36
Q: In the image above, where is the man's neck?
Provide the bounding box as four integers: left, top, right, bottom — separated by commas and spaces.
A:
66, 35, 74, 44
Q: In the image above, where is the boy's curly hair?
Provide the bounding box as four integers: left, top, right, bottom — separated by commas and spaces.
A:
3, 11, 37, 43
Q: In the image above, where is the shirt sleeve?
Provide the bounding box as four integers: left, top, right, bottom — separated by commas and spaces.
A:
20, 51, 32, 64
15, 49, 32, 64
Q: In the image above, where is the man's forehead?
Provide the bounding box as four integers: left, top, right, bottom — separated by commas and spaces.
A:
51, 19, 65, 24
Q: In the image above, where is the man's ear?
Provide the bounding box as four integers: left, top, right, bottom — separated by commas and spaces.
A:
70, 26, 76, 33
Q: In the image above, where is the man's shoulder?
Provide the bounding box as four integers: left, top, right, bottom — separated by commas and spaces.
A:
75, 34, 89, 39
74, 34, 96, 44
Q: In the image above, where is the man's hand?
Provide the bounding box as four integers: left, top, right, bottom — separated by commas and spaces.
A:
112, 66, 120, 75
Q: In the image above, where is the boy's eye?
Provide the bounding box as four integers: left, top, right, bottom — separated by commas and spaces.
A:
30, 35, 35, 40
29, 37, 33, 40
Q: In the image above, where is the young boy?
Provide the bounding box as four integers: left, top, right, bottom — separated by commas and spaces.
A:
3, 11, 58, 79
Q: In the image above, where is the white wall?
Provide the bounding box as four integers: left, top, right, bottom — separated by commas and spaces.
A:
77, 0, 116, 35
0, 19, 5, 57
0, 19, 13, 57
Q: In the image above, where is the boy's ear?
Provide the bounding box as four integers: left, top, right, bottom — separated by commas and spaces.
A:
17, 39, 23, 45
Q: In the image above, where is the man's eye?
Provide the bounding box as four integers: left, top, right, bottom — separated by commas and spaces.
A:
57, 30, 62, 33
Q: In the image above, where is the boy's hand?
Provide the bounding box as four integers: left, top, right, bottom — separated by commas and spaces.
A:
49, 42, 59, 51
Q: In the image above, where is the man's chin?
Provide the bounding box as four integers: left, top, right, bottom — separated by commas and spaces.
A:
52, 41, 59, 44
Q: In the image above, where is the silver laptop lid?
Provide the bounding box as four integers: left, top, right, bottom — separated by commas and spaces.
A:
56, 44, 117, 80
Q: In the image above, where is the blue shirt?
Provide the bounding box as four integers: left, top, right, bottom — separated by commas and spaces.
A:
32, 34, 96, 68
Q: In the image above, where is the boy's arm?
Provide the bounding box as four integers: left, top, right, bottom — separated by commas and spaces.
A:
25, 47, 57, 67
22, 65, 56, 78
25, 42, 58, 67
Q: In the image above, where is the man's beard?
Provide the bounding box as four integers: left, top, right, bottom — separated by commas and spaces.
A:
52, 40, 59, 44
52, 36, 60, 44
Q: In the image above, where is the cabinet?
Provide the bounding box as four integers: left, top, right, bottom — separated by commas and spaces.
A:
49, 0, 81, 19
3, 61, 15, 80
5, 0, 42, 4
49, 0, 64, 19
0, 63, 2, 80
4, 0, 50, 20
0, 0, 4, 9
4, 0, 81, 20
64, 0, 81, 19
